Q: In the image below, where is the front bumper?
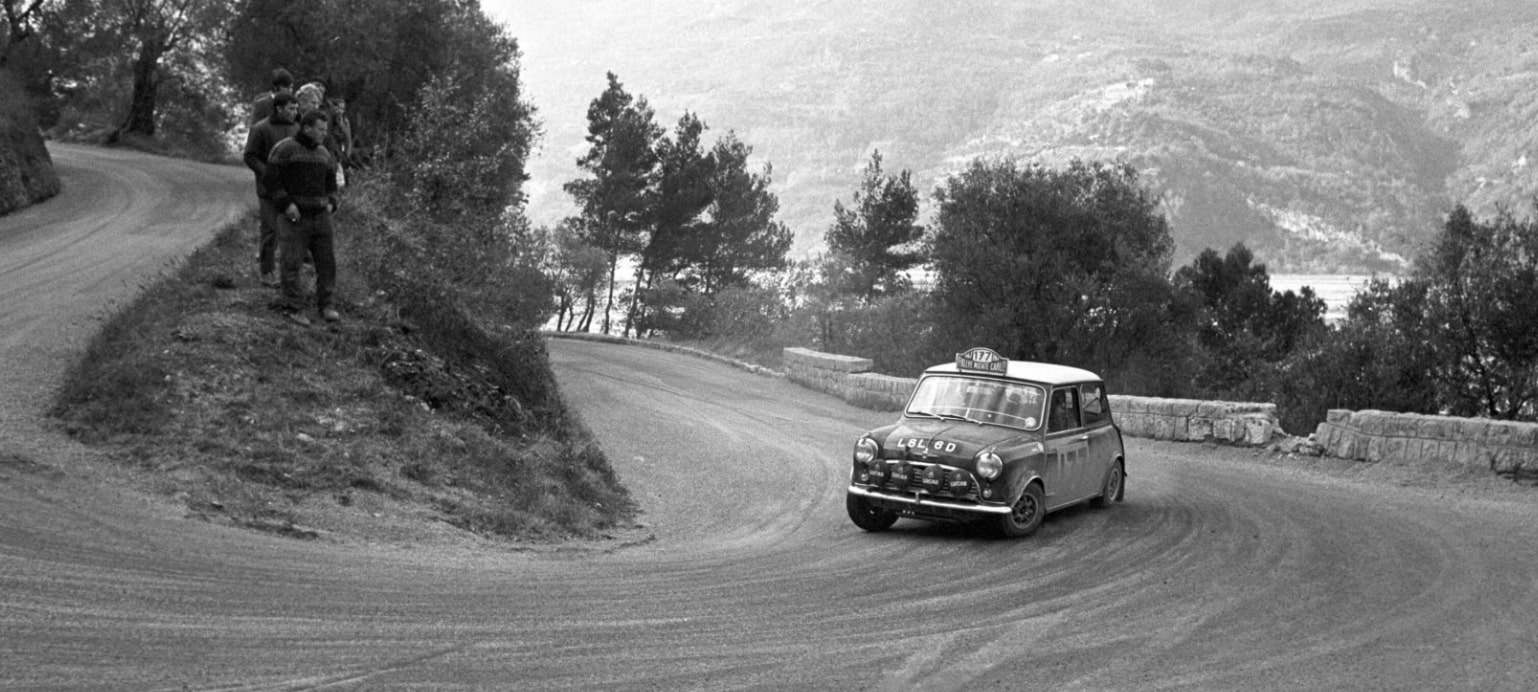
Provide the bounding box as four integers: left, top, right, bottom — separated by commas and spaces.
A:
847, 485, 1013, 517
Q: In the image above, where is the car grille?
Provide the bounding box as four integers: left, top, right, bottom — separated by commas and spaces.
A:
858, 460, 979, 501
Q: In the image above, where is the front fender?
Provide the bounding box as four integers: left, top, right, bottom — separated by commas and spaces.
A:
1001, 469, 1043, 506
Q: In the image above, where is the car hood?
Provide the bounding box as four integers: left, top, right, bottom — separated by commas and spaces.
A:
874, 418, 1036, 468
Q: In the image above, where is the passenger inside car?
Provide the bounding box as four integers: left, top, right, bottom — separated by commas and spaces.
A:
1049, 389, 1079, 432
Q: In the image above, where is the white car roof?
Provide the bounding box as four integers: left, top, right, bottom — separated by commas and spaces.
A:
924, 360, 1102, 386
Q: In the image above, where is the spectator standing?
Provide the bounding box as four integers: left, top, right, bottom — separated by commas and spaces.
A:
294, 81, 348, 189
242, 91, 300, 286
295, 81, 326, 115
327, 96, 354, 166
250, 68, 294, 125
266, 110, 341, 325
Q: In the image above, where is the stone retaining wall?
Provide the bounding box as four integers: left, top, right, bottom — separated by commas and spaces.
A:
783, 346, 1281, 445
1313, 409, 1538, 473
1109, 396, 1279, 445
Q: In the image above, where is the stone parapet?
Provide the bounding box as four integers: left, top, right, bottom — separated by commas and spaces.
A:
783, 347, 873, 401
1109, 395, 1279, 445
781, 347, 1279, 445
1313, 409, 1538, 472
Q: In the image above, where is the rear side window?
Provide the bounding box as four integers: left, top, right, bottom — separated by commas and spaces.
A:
1081, 383, 1108, 426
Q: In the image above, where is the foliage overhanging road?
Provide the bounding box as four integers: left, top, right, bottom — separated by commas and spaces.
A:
2, 146, 1538, 689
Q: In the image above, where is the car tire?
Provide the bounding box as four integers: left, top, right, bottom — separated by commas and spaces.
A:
1091, 460, 1124, 508
846, 494, 898, 532
997, 482, 1045, 537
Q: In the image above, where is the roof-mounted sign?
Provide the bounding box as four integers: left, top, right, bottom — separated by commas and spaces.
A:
956, 347, 1008, 375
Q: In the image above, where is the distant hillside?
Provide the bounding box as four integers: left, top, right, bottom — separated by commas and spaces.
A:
495, 0, 1538, 271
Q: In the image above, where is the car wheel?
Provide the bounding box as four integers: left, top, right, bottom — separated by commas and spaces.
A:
1091, 461, 1124, 508
997, 483, 1045, 537
846, 494, 898, 532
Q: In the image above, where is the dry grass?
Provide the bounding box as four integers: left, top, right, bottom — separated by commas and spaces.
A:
50, 218, 636, 545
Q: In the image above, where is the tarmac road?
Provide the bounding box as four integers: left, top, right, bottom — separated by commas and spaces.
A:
3, 145, 1538, 690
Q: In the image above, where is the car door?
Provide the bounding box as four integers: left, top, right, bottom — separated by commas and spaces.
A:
1079, 382, 1119, 497
1043, 386, 1089, 507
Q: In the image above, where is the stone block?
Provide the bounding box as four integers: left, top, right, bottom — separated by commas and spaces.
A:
1244, 417, 1274, 445
1333, 431, 1359, 460
1452, 441, 1481, 469
1213, 418, 1236, 442
1383, 435, 1408, 462
1110, 395, 1143, 413
1458, 418, 1491, 440
1486, 421, 1519, 447
1189, 417, 1214, 441
1326, 409, 1351, 424
1358, 411, 1389, 436
1167, 399, 1200, 417
1365, 436, 1384, 462
1516, 423, 1538, 448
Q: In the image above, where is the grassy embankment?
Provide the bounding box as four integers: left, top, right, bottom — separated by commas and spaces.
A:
49, 205, 637, 544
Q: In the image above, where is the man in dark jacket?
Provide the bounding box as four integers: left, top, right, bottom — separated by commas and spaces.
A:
242, 91, 299, 286
266, 109, 341, 325
249, 68, 294, 125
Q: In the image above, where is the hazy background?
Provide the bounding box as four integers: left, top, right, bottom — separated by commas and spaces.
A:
485, 1, 1538, 275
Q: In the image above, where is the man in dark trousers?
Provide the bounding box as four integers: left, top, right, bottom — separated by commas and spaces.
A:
242, 91, 299, 286
249, 68, 294, 125
266, 109, 341, 325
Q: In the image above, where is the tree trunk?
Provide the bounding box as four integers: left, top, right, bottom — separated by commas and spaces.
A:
121, 39, 165, 136
601, 256, 618, 335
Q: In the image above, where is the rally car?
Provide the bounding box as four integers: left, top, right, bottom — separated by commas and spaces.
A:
845, 347, 1125, 537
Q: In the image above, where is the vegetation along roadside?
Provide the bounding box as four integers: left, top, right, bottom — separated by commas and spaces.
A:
48, 204, 636, 545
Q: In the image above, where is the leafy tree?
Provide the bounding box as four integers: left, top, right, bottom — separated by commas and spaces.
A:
1174, 242, 1326, 396
1, 0, 46, 64
1277, 277, 1440, 431
563, 71, 661, 334
1416, 203, 1538, 418
383, 72, 535, 225
224, 0, 524, 157
692, 131, 792, 294
642, 112, 714, 285
824, 149, 924, 301
115, 0, 232, 137
628, 111, 713, 337
11, 0, 233, 143
926, 158, 1177, 384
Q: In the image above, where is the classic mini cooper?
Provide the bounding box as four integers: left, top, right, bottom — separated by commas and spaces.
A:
846, 347, 1126, 537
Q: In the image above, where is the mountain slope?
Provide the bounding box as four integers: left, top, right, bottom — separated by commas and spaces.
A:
493, 0, 1538, 271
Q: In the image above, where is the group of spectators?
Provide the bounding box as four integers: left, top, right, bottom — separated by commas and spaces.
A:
241, 68, 351, 326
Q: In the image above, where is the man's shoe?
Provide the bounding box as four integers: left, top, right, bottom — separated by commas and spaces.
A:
260, 271, 278, 287
321, 308, 340, 323
286, 311, 311, 326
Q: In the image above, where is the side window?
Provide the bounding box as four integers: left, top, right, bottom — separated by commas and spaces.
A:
1048, 387, 1081, 432
1081, 383, 1108, 426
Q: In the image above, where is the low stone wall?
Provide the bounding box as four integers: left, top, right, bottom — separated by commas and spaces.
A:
782, 347, 1280, 445
783, 347, 877, 403
1110, 396, 1279, 445
1313, 409, 1538, 473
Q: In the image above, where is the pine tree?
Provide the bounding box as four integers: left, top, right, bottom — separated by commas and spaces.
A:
696, 132, 791, 294
563, 72, 661, 334
824, 150, 924, 302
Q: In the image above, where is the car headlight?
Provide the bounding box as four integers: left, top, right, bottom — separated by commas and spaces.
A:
853, 437, 879, 464
975, 450, 1003, 480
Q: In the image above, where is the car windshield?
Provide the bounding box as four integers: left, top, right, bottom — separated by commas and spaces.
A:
905, 375, 1046, 431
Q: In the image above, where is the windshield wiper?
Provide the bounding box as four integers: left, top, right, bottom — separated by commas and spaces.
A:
912, 410, 981, 425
